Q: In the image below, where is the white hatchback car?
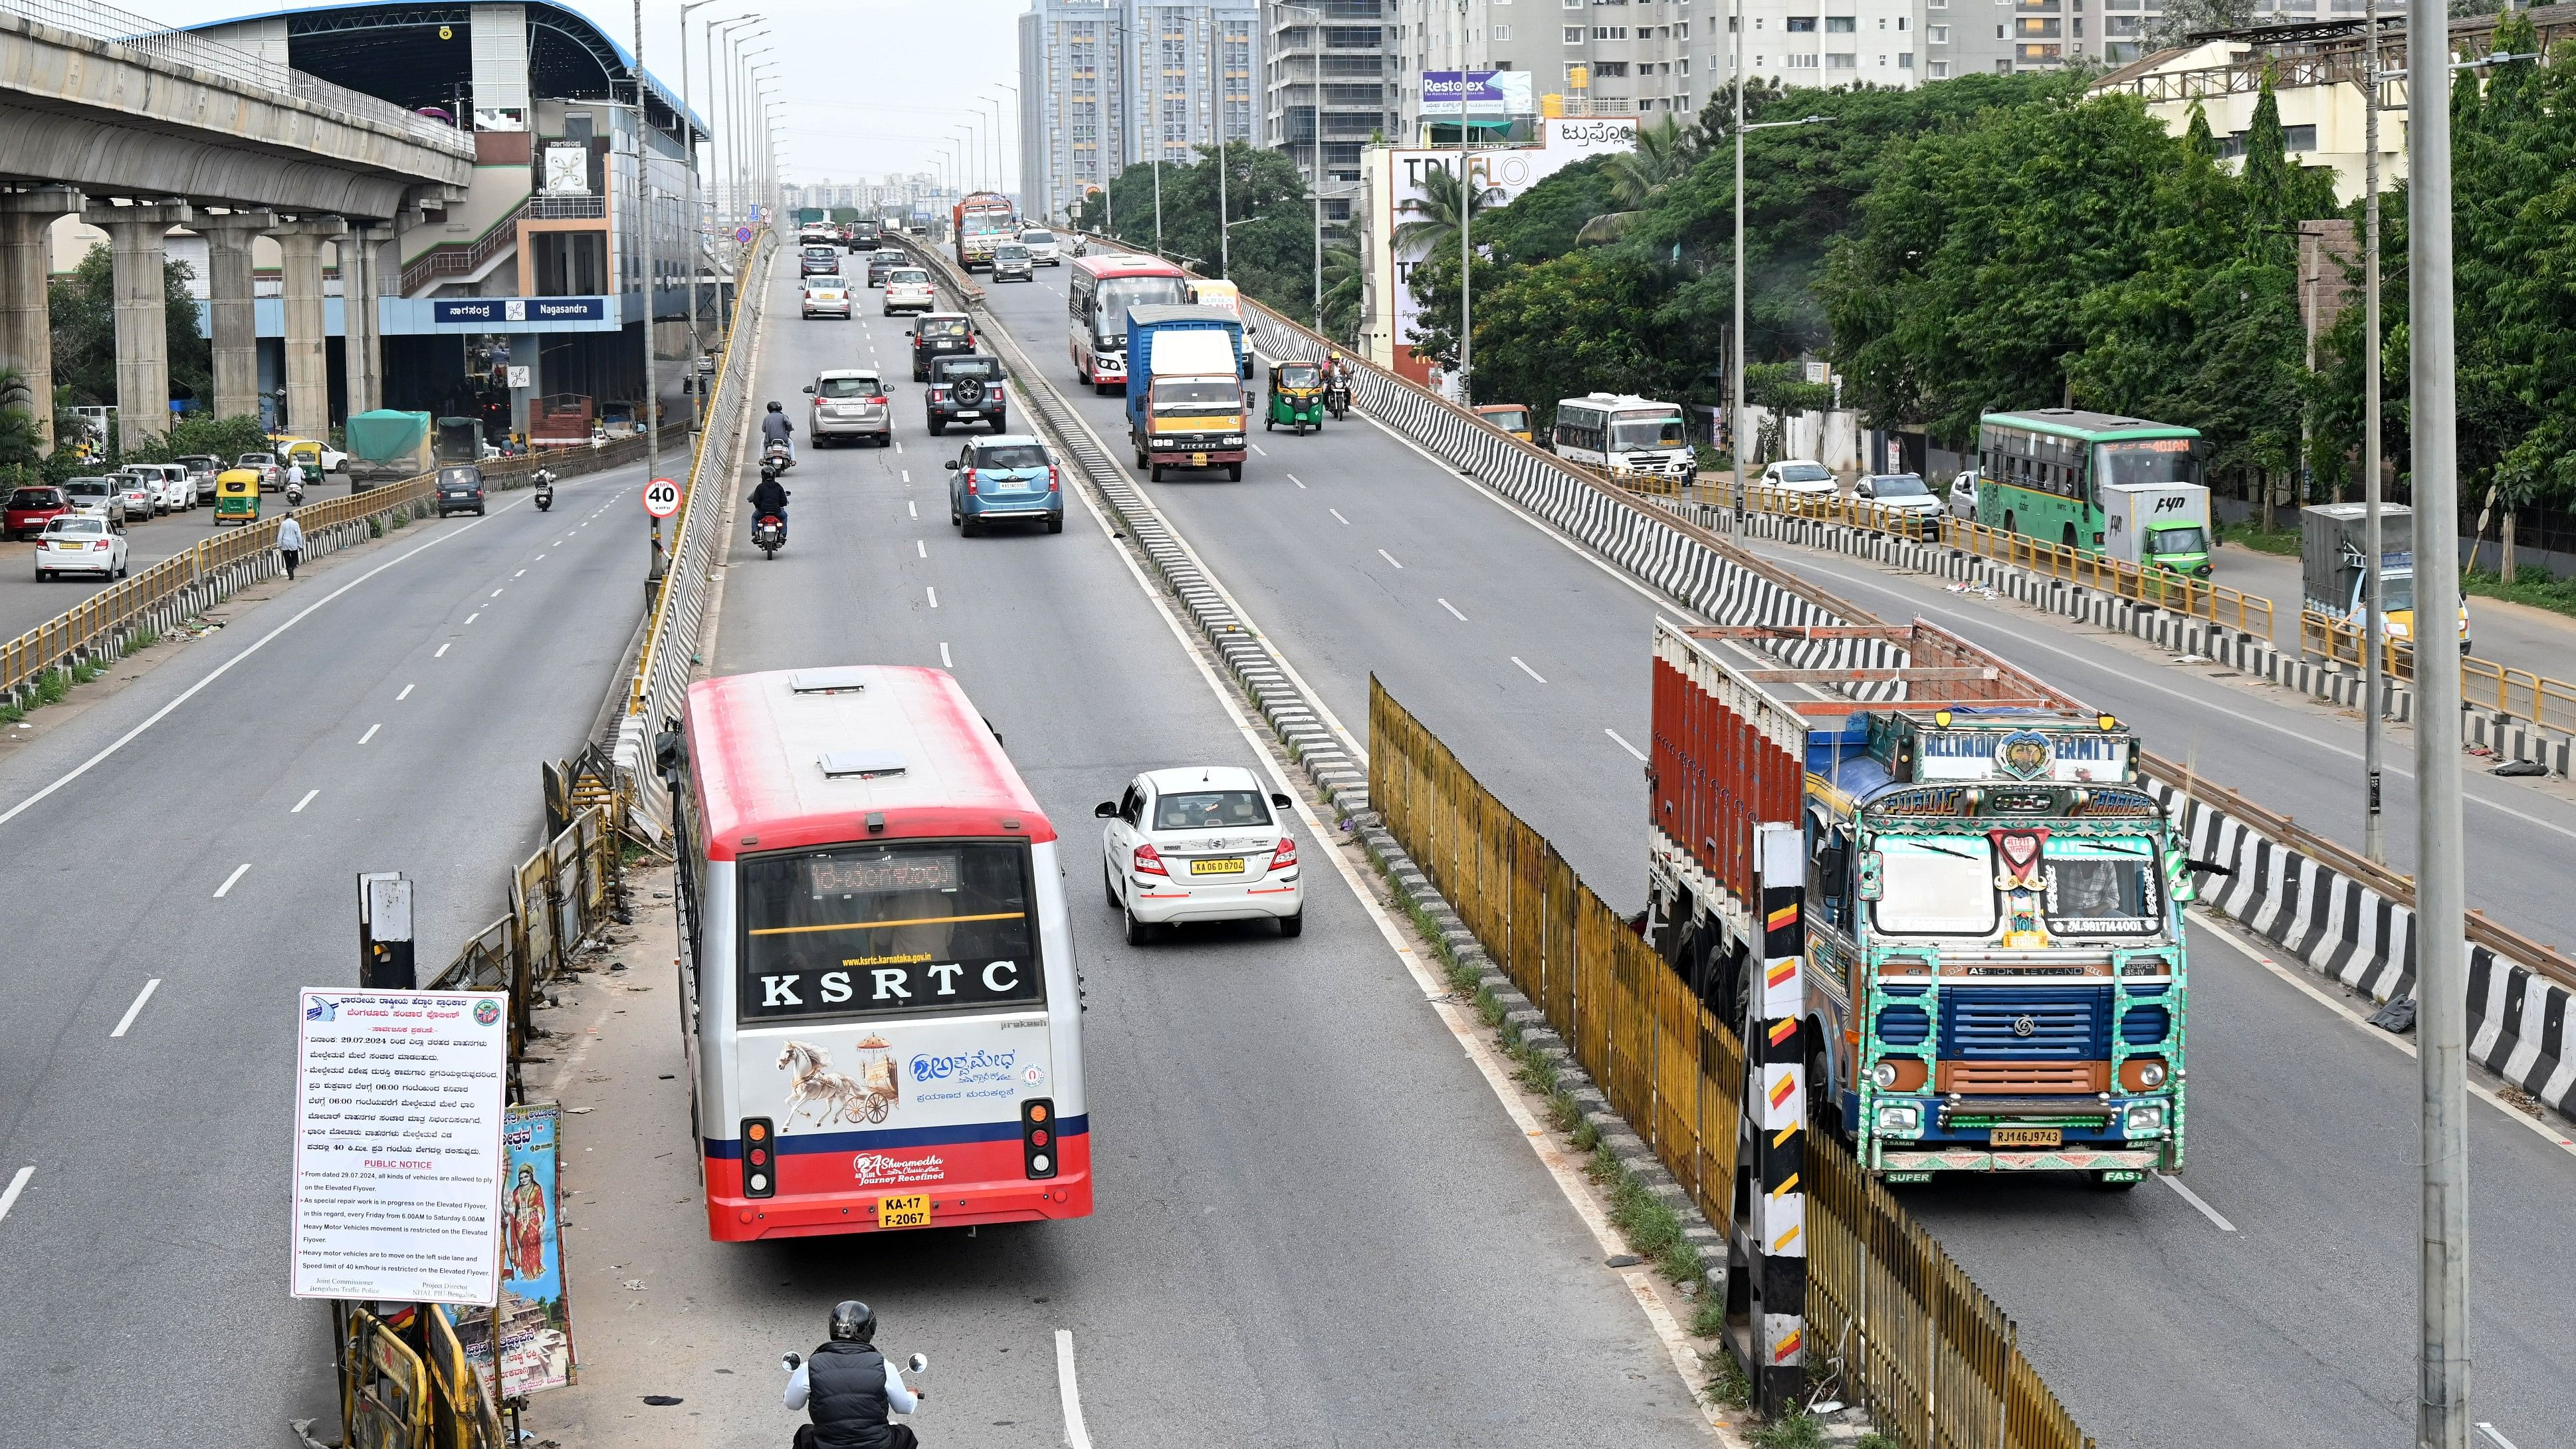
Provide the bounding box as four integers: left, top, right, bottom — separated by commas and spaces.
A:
802, 275, 853, 318
35, 514, 128, 580
1759, 459, 1838, 497
1852, 472, 1945, 520
151, 463, 196, 511
883, 268, 936, 315
1097, 766, 1304, 944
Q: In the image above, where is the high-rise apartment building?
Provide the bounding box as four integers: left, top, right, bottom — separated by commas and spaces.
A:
1265, 0, 1406, 211
1022, 0, 1261, 229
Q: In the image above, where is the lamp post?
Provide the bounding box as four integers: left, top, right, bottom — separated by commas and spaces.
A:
1725, 107, 1832, 514
677, 4, 744, 399
989, 83, 1018, 208
977, 95, 1006, 199
708, 21, 755, 222
1276, 1, 1333, 332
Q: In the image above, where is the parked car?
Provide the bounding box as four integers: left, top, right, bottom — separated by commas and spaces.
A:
1759, 459, 1838, 497
144, 463, 196, 512
883, 267, 936, 315
278, 438, 348, 473
113, 472, 160, 520
59, 477, 126, 527
924, 354, 1007, 436
435, 465, 486, 516
865, 248, 907, 287
1096, 766, 1304, 943
5, 485, 70, 539
174, 454, 223, 487
946, 435, 1061, 536
235, 453, 282, 492
1854, 472, 1946, 520
1947, 470, 1980, 520
34, 514, 127, 580
1018, 227, 1062, 265
990, 243, 1035, 282
802, 274, 854, 318
805, 368, 892, 447
910, 312, 976, 380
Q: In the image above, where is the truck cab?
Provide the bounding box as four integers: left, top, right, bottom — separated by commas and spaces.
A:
2101, 481, 2212, 577
2301, 502, 2472, 654
1123, 304, 1249, 482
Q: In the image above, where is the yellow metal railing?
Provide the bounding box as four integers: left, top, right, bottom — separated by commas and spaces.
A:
1373, 677, 2096, 1449
2301, 610, 2576, 737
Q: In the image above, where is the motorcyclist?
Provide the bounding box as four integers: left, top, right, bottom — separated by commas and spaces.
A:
749, 471, 790, 536
762, 400, 796, 464
1321, 352, 1352, 411
782, 1300, 921, 1449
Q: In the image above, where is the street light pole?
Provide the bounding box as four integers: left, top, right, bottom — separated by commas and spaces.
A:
991, 83, 1018, 207
2362, 0, 2386, 864
2405, 0, 2470, 1439
627, 4, 660, 502
1727, 110, 1832, 508
677, 3, 739, 411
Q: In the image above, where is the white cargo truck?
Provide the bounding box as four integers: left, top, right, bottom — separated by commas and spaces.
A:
2101, 482, 2213, 577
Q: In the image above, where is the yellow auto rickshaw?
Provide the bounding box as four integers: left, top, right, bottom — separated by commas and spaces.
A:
214, 469, 261, 524
282, 439, 324, 478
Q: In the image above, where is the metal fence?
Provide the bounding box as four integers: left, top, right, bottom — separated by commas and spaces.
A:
330, 1303, 506, 1449
427, 803, 613, 1069
2301, 608, 2576, 737
1370, 677, 2094, 1449
1, 473, 436, 701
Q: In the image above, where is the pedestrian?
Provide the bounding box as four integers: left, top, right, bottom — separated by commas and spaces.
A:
277, 512, 304, 580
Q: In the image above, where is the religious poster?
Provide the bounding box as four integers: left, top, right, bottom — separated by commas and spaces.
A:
455, 1101, 578, 1398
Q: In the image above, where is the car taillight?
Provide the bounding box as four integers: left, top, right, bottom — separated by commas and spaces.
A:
966, 474, 978, 494
931, 389, 946, 401
1133, 843, 1168, 877
1047, 466, 1059, 493
1021, 1098, 1058, 1178
741, 1117, 776, 1197
1271, 836, 1298, 870
869, 395, 887, 405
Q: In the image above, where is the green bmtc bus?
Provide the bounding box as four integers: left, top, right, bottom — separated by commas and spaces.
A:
1975, 409, 2202, 552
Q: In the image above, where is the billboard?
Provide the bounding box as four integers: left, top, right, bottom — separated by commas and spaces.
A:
1420, 70, 1535, 117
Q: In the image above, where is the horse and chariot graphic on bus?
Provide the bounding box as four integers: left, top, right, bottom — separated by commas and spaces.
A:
778, 1036, 902, 1127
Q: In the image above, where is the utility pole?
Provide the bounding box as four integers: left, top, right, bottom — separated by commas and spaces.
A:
2362, 0, 2385, 864
2405, 0, 2470, 1439
1731, 0, 1747, 516
1212, 16, 1228, 279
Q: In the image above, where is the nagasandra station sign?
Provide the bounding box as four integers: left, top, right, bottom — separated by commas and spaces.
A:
290, 989, 510, 1305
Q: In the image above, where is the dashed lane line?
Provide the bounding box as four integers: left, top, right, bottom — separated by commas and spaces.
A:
1512, 656, 1548, 684
1376, 548, 1403, 570
0, 1166, 30, 1225
358, 723, 381, 745
1328, 508, 1350, 526
1438, 598, 1467, 621
434, 642, 453, 658
926, 586, 939, 609
291, 789, 318, 814
940, 642, 952, 668
1054, 1330, 1095, 1449
396, 683, 414, 701
1604, 728, 1646, 762
109, 978, 161, 1039
213, 863, 251, 898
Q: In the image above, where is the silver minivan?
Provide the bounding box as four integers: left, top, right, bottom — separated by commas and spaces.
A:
806, 368, 892, 449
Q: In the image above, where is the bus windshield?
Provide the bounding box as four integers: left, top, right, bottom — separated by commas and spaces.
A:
2095, 438, 2201, 489
1611, 411, 1686, 451
2043, 837, 2162, 936
1093, 276, 1190, 341
1872, 836, 1997, 936
738, 841, 1043, 1022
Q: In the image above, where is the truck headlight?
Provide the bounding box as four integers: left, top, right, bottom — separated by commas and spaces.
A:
2123, 1103, 2167, 1137
1870, 1060, 1901, 1089
1876, 1102, 1921, 1135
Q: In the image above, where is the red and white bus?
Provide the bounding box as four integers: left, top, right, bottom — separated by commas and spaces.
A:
1067, 251, 1190, 392
672, 665, 1091, 1242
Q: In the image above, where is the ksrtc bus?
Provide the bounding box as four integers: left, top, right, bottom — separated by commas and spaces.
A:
671, 665, 1090, 1242
1975, 409, 2203, 554
1067, 253, 1190, 391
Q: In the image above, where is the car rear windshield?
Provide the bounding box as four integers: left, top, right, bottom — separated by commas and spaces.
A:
1021, 231, 1055, 243
439, 467, 479, 488
49, 517, 105, 535
920, 318, 969, 337
817, 376, 879, 398
890, 269, 928, 284
804, 247, 836, 259
937, 358, 1000, 380
874, 250, 905, 263
7, 489, 60, 506
1154, 790, 1272, 831
737, 841, 1042, 1022
975, 444, 1049, 470
64, 479, 110, 498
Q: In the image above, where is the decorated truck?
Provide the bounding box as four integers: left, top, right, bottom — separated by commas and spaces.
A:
950, 191, 1016, 271
1644, 617, 2191, 1186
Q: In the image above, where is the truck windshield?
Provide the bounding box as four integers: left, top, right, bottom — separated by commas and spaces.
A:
1094, 277, 1191, 342
2376, 571, 2416, 613
1872, 837, 1996, 936
1611, 411, 1686, 451
1154, 380, 1240, 413
2043, 837, 2162, 935
2095, 438, 2201, 489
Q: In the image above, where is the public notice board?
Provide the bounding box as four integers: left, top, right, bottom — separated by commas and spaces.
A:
290, 988, 510, 1305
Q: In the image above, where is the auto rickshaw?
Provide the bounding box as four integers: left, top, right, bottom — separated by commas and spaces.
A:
1266, 360, 1327, 435
282, 438, 325, 481
214, 469, 261, 525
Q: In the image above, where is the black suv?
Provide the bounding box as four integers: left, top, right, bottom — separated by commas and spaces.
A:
865, 249, 908, 287
924, 355, 1007, 436
910, 313, 976, 380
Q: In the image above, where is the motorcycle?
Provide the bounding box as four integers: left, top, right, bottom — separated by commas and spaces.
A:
534, 469, 556, 512
284, 479, 305, 506
782, 1350, 928, 1429
754, 512, 786, 560
763, 439, 795, 475
1323, 379, 1351, 422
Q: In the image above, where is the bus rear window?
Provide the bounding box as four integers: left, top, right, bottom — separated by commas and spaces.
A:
739, 841, 1042, 1021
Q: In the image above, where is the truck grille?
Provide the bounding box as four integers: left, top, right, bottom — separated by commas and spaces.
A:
1936, 1061, 2111, 1095
1941, 986, 2109, 1061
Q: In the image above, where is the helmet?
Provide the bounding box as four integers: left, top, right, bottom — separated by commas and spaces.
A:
829, 1301, 875, 1343
1329, 350, 1343, 362
768, 400, 784, 412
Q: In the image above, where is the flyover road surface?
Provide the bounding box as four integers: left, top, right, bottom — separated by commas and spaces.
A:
962, 262, 2576, 1446
0, 459, 655, 1442
616, 267, 1719, 1449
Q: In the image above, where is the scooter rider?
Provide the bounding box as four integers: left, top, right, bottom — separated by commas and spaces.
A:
783, 1301, 922, 1449
749, 470, 791, 536
762, 400, 796, 465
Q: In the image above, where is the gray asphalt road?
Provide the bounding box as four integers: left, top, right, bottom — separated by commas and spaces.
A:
0, 461, 654, 1442
665, 270, 1715, 1448
0, 475, 364, 641
962, 273, 2576, 1443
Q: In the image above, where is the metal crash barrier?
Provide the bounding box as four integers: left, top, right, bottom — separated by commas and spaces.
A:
325, 1304, 505, 1449
427, 800, 615, 1079
1371, 678, 2096, 1449
2302, 609, 2576, 736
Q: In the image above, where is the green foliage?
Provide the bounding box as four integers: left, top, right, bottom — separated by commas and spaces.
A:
1699, 1348, 1751, 1408
2462, 564, 2576, 619
1747, 1413, 1828, 1449
49, 244, 213, 413
1078, 144, 1327, 332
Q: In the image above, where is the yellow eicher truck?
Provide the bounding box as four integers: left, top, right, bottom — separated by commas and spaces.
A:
1124, 304, 1249, 483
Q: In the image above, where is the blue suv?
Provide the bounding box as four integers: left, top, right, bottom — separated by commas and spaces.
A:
947, 436, 1062, 536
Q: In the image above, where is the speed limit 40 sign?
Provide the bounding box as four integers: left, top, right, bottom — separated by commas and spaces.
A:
643, 477, 682, 518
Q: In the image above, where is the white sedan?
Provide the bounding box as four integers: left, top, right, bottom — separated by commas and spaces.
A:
1759, 459, 1839, 497
883, 268, 936, 315
35, 514, 128, 580
1097, 766, 1304, 944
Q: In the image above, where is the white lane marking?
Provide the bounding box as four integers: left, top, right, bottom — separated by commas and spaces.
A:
915, 540, 926, 559
1377, 548, 1404, 570
926, 586, 938, 609
895, 441, 904, 455
358, 723, 381, 744
1605, 728, 1646, 762
110, 978, 161, 1039
902, 469, 911, 484
1512, 656, 1548, 683
534, 554, 546, 561
1053, 1330, 1094, 1449
463, 613, 479, 626
1329, 508, 1350, 526
435, 642, 452, 658
907, 500, 918, 518
490, 588, 504, 597
1438, 598, 1468, 622
396, 683, 414, 701
0, 497, 517, 832
291, 789, 318, 814
940, 642, 953, 668
0, 1166, 29, 1224
1287, 473, 1307, 490
552, 539, 564, 547
1250, 442, 1267, 457
512, 569, 526, 578
2157, 1172, 2236, 1232
213, 863, 251, 898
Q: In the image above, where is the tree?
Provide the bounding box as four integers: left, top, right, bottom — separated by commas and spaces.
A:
1077, 145, 1324, 329
1390, 160, 1496, 264
48, 243, 214, 415
1579, 114, 1702, 243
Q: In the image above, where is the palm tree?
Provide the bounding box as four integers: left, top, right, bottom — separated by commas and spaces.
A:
1390, 163, 1495, 261
1318, 234, 1364, 342
1578, 114, 1703, 245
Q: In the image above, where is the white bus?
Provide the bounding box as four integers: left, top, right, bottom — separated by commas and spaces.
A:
1551, 392, 1695, 481
669, 665, 1091, 1242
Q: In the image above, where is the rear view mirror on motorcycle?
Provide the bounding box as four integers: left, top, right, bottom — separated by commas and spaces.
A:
908, 1353, 928, 1374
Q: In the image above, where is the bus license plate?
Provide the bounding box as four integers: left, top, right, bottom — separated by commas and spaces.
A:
877, 1194, 934, 1229
1990, 1127, 2061, 1148
1190, 857, 1245, 875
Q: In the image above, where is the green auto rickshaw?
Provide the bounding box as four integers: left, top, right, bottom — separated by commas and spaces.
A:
1266, 360, 1327, 435
214, 469, 261, 524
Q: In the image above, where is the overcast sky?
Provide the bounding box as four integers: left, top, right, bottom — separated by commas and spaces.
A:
148, 0, 1024, 187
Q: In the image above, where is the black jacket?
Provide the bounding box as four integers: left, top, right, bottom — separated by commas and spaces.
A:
804, 1339, 893, 1449
749, 479, 790, 516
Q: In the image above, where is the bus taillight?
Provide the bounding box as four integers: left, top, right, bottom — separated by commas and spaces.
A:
1022, 1098, 1058, 1179
743, 1118, 778, 1197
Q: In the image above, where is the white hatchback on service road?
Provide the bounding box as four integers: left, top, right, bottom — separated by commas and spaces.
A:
1759, 459, 1839, 497
1097, 766, 1304, 944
